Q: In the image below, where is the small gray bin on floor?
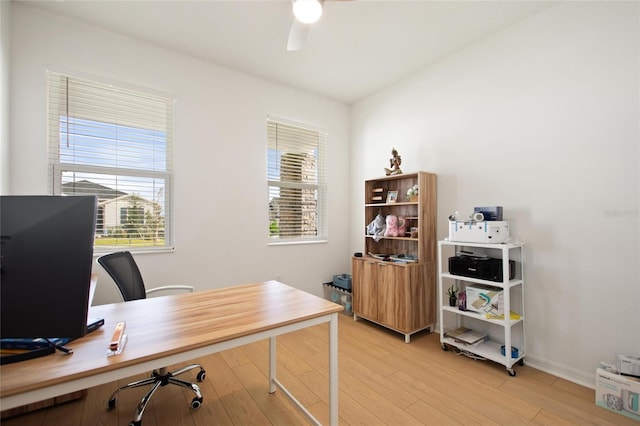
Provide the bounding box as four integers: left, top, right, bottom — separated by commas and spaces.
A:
323, 283, 352, 315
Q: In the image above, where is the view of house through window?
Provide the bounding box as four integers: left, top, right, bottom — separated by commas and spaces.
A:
267, 118, 327, 243
48, 72, 174, 251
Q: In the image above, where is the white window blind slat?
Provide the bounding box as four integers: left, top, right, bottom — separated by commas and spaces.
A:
267, 118, 327, 243
48, 72, 174, 251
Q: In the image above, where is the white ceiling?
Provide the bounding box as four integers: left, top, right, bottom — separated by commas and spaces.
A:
19, 0, 555, 104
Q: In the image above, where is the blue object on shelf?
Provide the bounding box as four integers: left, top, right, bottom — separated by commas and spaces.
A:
332, 274, 352, 291
501, 345, 519, 358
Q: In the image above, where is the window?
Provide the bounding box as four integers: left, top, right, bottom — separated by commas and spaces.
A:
267, 118, 327, 244
48, 72, 173, 251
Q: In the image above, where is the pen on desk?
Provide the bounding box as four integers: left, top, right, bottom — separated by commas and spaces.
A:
110, 322, 126, 352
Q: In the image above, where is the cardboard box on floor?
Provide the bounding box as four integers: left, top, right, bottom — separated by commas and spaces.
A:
595, 367, 640, 421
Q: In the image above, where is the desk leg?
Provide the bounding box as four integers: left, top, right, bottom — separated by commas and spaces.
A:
267, 316, 337, 426
329, 312, 338, 426
269, 336, 277, 394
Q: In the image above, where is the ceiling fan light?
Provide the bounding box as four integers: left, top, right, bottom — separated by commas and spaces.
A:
293, 0, 323, 24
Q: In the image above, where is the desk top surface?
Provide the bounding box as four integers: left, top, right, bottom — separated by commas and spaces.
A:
0, 280, 342, 398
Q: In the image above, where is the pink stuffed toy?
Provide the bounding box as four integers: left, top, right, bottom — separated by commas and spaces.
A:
384, 215, 407, 237
397, 216, 407, 236
384, 215, 398, 237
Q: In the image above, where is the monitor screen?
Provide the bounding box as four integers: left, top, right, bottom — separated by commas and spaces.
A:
0, 195, 97, 339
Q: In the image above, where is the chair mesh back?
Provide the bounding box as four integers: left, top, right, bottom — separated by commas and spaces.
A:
97, 251, 147, 301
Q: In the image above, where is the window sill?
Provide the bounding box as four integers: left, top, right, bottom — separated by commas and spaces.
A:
93, 246, 175, 256
268, 239, 328, 247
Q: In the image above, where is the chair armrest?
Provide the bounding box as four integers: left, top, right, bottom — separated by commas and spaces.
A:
146, 285, 194, 296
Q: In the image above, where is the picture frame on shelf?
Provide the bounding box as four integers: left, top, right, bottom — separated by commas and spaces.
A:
386, 190, 398, 203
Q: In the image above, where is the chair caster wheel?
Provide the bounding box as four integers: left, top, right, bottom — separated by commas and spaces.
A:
107, 398, 117, 409
196, 369, 206, 382
128, 421, 141, 426
191, 396, 203, 409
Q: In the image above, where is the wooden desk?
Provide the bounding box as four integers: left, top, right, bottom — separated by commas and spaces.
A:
0, 281, 342, 425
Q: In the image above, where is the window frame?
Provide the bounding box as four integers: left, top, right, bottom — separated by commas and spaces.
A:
47, 72, 175, 253
267, 116, 328, 246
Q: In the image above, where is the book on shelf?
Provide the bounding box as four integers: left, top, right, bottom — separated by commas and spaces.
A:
371, 187, 385, 203
444, 327, 488, 345
485, 310, 521, 320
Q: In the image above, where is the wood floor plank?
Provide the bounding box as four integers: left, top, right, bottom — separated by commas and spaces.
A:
385, 347, 540, 421
307, 389, 385, 426
386, 368, 502, 425
39, 397, 84, 426
231, 360, 309, 425
404, 400, 465, 425
338, 368, 423, 425
79, 381, 118, 425
201, 352, 246, 397
215, 390, 271, 426
532, 408, 581, 425
552, 375, 596, 400
219, 346, 251, 370
240, 337, 324, 410
2, 314, 634, 426
330, 350, 419, 410
501, 375, 637, 425
190, 358, 234, 426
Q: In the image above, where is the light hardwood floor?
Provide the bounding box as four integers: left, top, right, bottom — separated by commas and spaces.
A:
2, 313, 636, 425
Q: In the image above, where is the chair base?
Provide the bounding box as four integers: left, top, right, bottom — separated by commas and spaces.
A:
107, 364, 205, 426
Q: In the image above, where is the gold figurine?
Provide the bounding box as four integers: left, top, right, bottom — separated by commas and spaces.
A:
384, 148, 402, 176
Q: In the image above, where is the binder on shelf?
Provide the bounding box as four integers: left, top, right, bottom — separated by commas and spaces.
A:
444, 327, 487, 345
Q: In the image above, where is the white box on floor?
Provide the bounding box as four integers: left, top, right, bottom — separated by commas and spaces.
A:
448, 221, 509, 243
595, 367, 640, 421
465, 284, 504, 316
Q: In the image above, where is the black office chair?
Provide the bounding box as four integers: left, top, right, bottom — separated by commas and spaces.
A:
97, 251, 206, 426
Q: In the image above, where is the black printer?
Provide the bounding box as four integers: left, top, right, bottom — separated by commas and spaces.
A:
448, 255, 515, 282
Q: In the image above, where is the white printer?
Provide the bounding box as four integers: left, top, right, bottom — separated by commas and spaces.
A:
448, 220, 509, 244
617, 354, 640, 378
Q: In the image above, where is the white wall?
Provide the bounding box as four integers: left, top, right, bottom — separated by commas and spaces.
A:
0, 0, 10, 194
350, 1, 639, 386
9, 4, 351, 303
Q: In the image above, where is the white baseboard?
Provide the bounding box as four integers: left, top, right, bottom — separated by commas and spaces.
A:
517, 355, 595, 389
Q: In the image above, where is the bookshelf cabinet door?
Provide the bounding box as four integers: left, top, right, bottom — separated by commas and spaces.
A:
352, 258, 378, 319
377, 263, 406, 331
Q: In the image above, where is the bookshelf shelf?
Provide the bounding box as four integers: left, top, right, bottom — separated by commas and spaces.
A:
438, 240, 525, 376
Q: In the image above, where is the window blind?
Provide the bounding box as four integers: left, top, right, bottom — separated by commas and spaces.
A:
47, 72, 174, 251
267, 118, 327, 243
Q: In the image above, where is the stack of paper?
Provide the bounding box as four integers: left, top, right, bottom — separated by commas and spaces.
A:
444, 327, 488, 345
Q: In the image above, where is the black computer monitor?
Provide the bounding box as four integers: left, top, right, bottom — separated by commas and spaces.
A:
0, 195, 97, 339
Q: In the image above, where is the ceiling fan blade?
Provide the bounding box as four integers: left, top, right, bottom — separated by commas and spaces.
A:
287, 19, 309, 51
